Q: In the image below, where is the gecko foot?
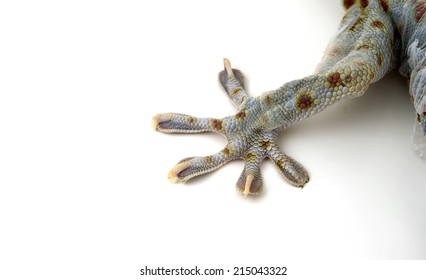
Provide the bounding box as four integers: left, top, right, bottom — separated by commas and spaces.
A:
153, 59, 309, 196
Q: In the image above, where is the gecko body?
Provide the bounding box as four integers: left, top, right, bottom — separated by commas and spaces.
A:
153, 0, 426, 196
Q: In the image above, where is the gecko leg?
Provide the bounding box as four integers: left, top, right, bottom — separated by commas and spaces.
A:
153, 59, 309, 196
153, 2, 403, 197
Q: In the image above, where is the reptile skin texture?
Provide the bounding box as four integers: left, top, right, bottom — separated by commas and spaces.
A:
152, 0, 426, 197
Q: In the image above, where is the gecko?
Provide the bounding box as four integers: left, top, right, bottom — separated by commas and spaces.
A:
152, 0, 426, 197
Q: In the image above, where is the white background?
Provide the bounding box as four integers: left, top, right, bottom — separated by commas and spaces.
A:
1, 0, 425, 279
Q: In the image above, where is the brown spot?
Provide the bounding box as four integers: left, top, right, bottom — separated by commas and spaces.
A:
276, 158, 285, 168
245, 152, 257, 162
187, 116, 196, 124
235, 110, 246, 121
360, 0, 369, 8
350, 17, 364, 31
355, 44, 370, 51
377, 54, 383, 67
327, 72, 344, 87
380, 0, 389, 12
343, 0, 356, 9
221, 146, 231, 157
414, 2, 426, 22
231, 87, 242, 96
296, 93, 315, 110
418, 114, 422, 123
424, 112, 426, 116
205, 156, 214, 164
259, 140, 271, 150
210, 119, 223, 131
264, 93, 273, 105
371, 20, 385, 29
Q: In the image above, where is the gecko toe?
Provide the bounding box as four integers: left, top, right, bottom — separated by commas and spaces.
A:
270, 153, 309, 188
236, 164, 263, 197
153, 113, 214, 133
168, 153, 232, 183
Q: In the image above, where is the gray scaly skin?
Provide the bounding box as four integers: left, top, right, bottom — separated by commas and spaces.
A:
152, 0, 426, 197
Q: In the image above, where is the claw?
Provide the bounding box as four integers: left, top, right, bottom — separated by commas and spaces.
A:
167, 159, 192, 183
243, 175, 254, 198
168, 153, 232, 183
223, 58, 234, 77
151, 114, 161, 131
236, 163, 263, 197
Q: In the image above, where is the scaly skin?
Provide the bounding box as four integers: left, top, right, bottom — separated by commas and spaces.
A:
153, 0, 426, 197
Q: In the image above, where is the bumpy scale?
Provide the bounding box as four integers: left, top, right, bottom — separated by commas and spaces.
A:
153, 0, 426, 197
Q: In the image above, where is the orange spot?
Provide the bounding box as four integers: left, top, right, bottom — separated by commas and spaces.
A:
205, 156, 214, 164
371, 20, 385, 29
414, 2, 426, 22
245, 152, 257, 162
187, 116, 196, 124
236, 110, 246, 121
231, 87, 242, 96
210, 119, 223, 131
259, 140, 271, 150
360, 0, 369, 8
264, 93, 273, 105
221, 146, 231, 157
377, 54, 383, 67
343, 0, 356, 9
380, 0, 389, 12
327, 72, 343, 87
296, 93, 315, 110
